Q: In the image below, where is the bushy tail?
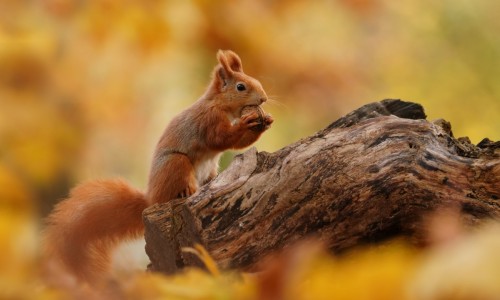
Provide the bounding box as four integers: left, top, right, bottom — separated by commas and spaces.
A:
43, 179, 148, 284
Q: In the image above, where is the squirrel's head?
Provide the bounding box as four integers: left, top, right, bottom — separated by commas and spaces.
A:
208, 50, 268, 110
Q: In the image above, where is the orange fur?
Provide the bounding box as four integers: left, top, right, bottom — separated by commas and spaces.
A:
42, 50, 274, 285
43, 179, 147, 283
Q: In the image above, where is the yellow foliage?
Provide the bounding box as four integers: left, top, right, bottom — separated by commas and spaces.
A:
127, 270, 254, 300
409, 225, 500, 300
0, 166, 64, 299
0, 164, 33, 216
182, 243, 221, 277
1, 1, 500, 298
1, 200, 500, 300
287, 243, 417, 300
2, 0, 499, 215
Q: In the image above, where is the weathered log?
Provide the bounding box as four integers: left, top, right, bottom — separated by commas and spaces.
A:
143, 99, 500, 275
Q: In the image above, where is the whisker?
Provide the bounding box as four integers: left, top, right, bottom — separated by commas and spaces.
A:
266, 94, 281, 100
264, 98, 290, 110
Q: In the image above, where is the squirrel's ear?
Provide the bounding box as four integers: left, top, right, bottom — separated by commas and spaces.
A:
217, 50, 243, 73
212, 65, 228, 90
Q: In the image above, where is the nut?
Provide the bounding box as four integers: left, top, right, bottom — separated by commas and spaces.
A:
240, 105, 266, 132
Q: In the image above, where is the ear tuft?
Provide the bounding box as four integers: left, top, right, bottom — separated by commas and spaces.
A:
212, 65, 228, 91
217, 50, 243, 73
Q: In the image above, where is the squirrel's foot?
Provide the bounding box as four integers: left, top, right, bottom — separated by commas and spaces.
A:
178, 182, 198, 198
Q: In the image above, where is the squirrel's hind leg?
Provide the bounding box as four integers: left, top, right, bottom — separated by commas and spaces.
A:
148, 154, 198, 203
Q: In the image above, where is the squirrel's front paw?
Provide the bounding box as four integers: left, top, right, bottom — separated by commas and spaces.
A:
263, 113, 274, 130
240, 111, 262, 129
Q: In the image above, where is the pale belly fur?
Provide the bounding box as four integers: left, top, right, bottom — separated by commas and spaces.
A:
195, 152, 222, 184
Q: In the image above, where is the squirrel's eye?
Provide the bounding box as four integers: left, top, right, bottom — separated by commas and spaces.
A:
236, 83, 246, 92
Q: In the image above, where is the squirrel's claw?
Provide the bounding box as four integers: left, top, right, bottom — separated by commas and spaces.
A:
178, 181, 198, 198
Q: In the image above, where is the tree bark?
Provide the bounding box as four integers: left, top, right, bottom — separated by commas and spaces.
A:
143, 99, 500, 275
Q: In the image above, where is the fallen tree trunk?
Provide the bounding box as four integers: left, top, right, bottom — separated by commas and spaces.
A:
143, 99, 500, 274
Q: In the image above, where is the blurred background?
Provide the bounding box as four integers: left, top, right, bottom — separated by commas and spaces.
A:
1, 0, 499, 221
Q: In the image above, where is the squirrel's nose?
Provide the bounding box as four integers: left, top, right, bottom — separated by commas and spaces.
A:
259, 97, 267, 104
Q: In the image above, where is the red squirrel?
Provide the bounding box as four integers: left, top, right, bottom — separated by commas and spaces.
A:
43, 50, 273, 284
